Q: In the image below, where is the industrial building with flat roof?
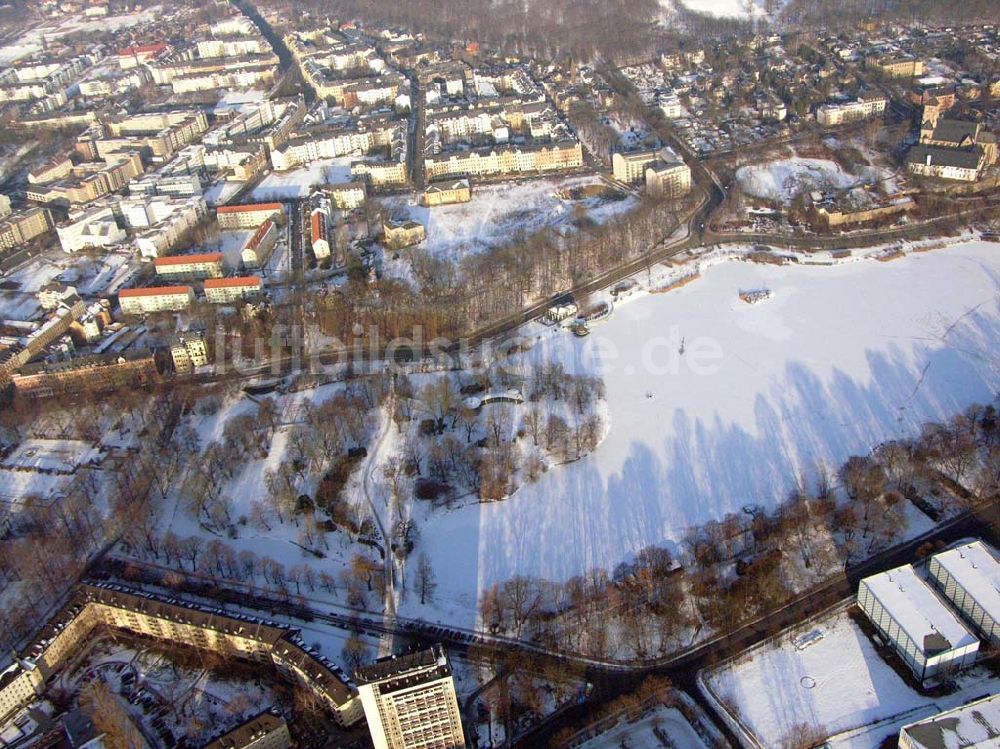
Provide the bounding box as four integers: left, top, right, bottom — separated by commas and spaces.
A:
898, 692, 1000, 749
858, 563, 979, 681
928, 541, 1000, 647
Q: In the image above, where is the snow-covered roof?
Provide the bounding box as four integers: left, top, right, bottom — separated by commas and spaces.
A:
932, 542, 1000, 623
899, 692, 1000, 748
861, 564, 978, 653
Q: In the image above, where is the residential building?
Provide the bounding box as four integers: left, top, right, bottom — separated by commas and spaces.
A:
613, 150, 660, 184
0, 207, 52, 250
383, 219, 425, 249
201, 712, 292, 749
422, 179, 471, 207
646, 160, 692, 198
28, 157, 73, 185
898, 692, 1000, 749
217, 203, 283, 230
204, 276, 262, 304
816, 96, 887, 126
170, 333, 208, 374
351, 160, 407, 188
0, 194, 9, 219
56, 206, 125, 253
867, 56, 923, 79
858, 564, 980, 681
0, 584, 363, 727
12, 351, 158, 399
328, 182, 367, 210
423, 141, 583, 180
154, 252, 224, 280
242, 220, 278, 268
906, 145, 985, 182
356, 645, 466, 749
118, 286, 195, 315
928, 541, 1000, 647
310, 210, 330, 259
38, 283, 78, 310
0, 664, 44, 726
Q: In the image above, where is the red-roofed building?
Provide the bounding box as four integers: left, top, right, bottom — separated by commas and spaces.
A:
204, 276, 262, 304
242, 220, 277, 268
153, 252, 224, 280
117, 43, 170, 69
118, 286, 195, 315
216, 203, 283, 230
310, 209, 330, 259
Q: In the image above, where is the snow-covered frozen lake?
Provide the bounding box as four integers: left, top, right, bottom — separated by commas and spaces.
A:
412, 242, 1000, 625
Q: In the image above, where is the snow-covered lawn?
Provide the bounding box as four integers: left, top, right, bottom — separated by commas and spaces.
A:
251, 158, 357, 201
736, 158, 873, 204
676, 0, 786, 18
703, 607, 1000, 749
380, 176, 636, 264
408, 241, 1000, 627
578, 706, 709, 749
0, 7, 161, 64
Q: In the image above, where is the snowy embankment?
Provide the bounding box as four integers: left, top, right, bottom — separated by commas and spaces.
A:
735, 158, 874, 205
409, 241, 1000, 627
672, 0, 787, 19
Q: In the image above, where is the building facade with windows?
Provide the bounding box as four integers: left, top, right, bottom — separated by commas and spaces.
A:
356, 645, 465, 749
204, 276, 262, 304
119, 286, 196, 315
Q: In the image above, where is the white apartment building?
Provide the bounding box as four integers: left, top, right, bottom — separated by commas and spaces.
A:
196, 38, 268, 59
928, 541, 1000, 646
329, 182, 367, 210
356, 646, 466, 749
204, 276, 262, 304
423, 141, 583, 180
56, 206, 126, 253
858, 564, 980, 681
612, 150, 661, 184
0, 194, 10, 219
817, 96, 888, 126
271, 131, 376, 171
242, 220, 278, 268
351, 160, 407, 187
118, 286, 196, 315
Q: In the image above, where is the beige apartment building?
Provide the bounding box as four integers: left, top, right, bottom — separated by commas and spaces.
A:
356, 645, 466, 749
119, 286, 196, 315
0, 584, 364, 730
646, 160, 692, 198
423, 141, 583, 180
12, 351, 158, 400
204, 276, 263, 304
202, 712, 293, 749
154, 252, 225, 280
217, 202, 283, 230
383, 219, 426, 249
817, 96, 888, 126
612, 150, 660, 184
0, 207, 52, 250
422, 179, 471, 207
328, 181, 367, 210
170, 333, 209, 374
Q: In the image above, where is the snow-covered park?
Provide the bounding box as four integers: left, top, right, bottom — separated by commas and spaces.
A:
380, 176, 637, 263
408, 241, 1000, 625
703, 606, 1000, 749
735, 158, 876, 205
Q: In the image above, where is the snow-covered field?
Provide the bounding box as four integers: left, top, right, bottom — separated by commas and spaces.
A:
251, 158, 357, 201
675, 0, 785, 18
736, 158, 873, 204
380, 176, 636, 263
704, 607, 1000, 749
409, 241, 1000, 626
